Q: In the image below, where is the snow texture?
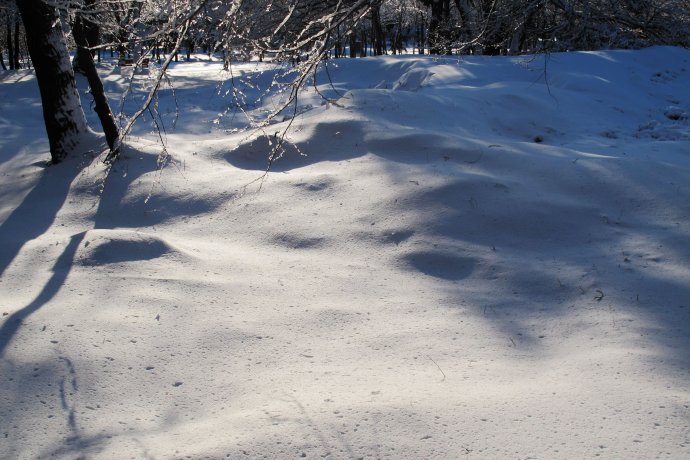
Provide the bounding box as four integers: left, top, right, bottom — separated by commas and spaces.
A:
1, 47, 689, 458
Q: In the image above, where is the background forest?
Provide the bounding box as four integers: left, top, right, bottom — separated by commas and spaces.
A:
3, 0, 690, 67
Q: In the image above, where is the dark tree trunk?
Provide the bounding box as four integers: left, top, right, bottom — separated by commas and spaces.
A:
361, 29, 367, 57
7, 17, 14, 70
16, 0, 90, 163
371, 6, 385, 56
72, 0, 100, 74
13, 18, 20, 68
73, 9, 119, 153
23, 34, 32, 68
186, 38, 193, 60
0, 49, 6, 70
112, 9, 130, 59
417, 14, 425, 54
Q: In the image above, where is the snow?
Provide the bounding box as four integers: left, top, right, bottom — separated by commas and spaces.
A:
1, 46, 690, 458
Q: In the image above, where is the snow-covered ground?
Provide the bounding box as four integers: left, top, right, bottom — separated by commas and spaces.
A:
1, 47, 689, 459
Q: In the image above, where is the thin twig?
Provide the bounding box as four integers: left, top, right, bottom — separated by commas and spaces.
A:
427, 355, 446, 381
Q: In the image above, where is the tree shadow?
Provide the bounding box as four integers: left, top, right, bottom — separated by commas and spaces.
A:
0, 355, 113, 458
0, 145, 219, 456
0, 231, 86, 357
0, 156, 91, 279
0, 145, 215, 358
227, 110, 690, 372
0, 154, 91, 359
386, 142, 690, 370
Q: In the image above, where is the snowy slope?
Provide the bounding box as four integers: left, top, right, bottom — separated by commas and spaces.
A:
1, 47, 689, 459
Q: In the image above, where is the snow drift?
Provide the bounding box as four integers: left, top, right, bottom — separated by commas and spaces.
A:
1, 47, 689, 458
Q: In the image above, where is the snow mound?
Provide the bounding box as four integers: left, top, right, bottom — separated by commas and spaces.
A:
76, 229, 189, 266
485, 92, 564, 142
226, 118, 367, 170
392, 67, 434, 91
225, 135, 304, 171
548, 72, 613, 93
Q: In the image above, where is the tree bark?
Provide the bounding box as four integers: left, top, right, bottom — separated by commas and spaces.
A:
73, 9, 120, 153
71, 0, 100, 74
417, 13, 425, 54
13, 17, 20, 68
371, 6, 385, 56
7, 16, 15, 70
349, 34, 357, 58
16, 0, 90, 163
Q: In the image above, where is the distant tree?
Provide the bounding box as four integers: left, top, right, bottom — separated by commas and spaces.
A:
11, 8, 18, 67
5, 9, 14, 69
371, 2, 386, 55
0, 10, 5, 70
408, 0, 690, 56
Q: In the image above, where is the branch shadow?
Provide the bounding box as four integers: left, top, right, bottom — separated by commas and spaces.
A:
0, 355, 112, 458
0, 231, 85, 358
226, 108, 690, 373
0, 161, 82, 278
384, 142, 690, 371
0, 157, 91, 358
0, 146, 216, 358
0, 146, 213, 456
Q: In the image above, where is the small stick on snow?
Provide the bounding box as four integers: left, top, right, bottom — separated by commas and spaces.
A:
427, 355, 446, 381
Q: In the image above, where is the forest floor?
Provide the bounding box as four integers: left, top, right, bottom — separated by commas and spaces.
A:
1, 46, 689, 458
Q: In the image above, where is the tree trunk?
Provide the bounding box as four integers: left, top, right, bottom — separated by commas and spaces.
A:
73, 9, 119, 153
361, 29, 367, 57
7, 16, 15, 70
0, 49, 6, 70
72, 0, 100, 74
13, 17, 20, 69
371, 6, 385, 56
16, 0, 90, 163
186, 38, 193, 60
417, 13, 425, 54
